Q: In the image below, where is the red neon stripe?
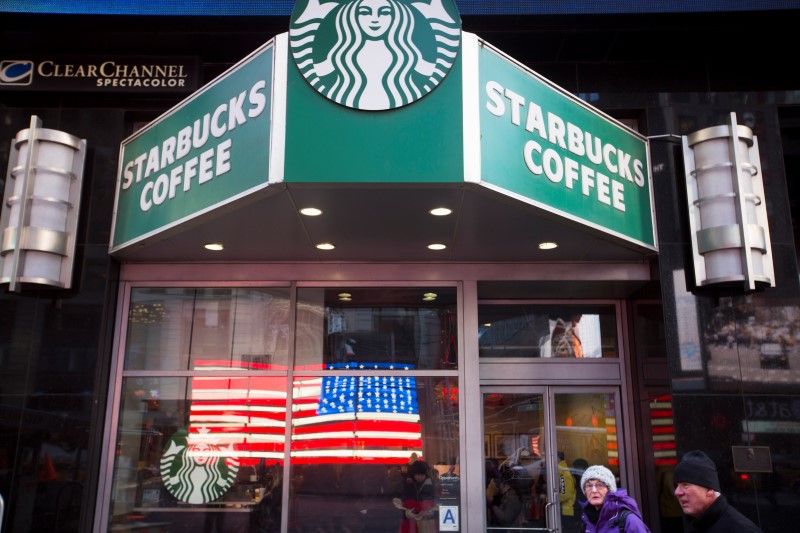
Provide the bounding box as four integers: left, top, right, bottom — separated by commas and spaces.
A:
291, 438, 423, 450
292, 456, 412, 465
652, 442, 676, 451
190, 401, 287, 409
292, 420, 421, 435
293, 364, 326, 371
651, 426, 675, 434
189, 427, 286, 436
193, 377, 250, 388
292, 421, 356, 435
649, 410, 673, 418
189, 410, 287, 421
351, 420, 421, 433
237, 443, 285, 452
654, 458, 678, 466
648, 394, 671, 401
193, 360, 290, 371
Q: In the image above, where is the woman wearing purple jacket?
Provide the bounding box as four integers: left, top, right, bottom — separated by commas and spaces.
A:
578, 465, 651, 533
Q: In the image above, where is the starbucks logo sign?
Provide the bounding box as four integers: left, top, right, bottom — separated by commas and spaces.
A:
289, 0, 461, 110
160, 428, 239, 504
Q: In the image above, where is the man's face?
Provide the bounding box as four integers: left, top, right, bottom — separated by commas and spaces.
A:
674, 482, 716, 517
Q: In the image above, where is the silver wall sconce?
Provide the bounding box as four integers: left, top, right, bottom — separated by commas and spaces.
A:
1, 116, 86, 292
682, 112, 774, 292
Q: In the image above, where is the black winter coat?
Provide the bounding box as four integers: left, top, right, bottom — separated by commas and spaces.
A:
683, 495, 761, 533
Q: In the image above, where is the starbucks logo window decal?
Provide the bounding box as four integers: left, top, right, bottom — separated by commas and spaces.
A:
160, 428, 239, 504
290, 0, 461, 110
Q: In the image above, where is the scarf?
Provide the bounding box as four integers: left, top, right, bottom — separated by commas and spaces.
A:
585, 504, 601, 525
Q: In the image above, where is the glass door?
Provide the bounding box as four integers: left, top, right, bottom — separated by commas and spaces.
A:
482, 388, 621, 533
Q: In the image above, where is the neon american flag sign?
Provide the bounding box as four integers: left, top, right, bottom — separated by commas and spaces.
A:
187, 360, 423, 466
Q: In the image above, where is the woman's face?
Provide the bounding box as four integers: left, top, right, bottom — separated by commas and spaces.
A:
189, 442, 212, 465
583, 479, 609, 509
357, 0, 393, 39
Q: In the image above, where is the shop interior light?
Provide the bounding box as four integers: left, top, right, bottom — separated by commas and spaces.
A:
316, 243, 335, 250
300, 207, 322, 216
0, 116, 86, 292
682, 112, 774, 291
427, 243, 446, 250
429, 207, 452, 216
204, 243, 224, 251
538, 241, 558, 250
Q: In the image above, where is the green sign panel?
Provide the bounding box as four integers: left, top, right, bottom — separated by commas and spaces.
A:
110, 28, 656, 255
283, 45, 465, 184
477, 45, 655, 248
111, 42, 274, 251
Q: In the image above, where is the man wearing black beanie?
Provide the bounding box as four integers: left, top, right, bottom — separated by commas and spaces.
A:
673, 450, 762, 532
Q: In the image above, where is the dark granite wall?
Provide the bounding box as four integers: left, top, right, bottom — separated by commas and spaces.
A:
0, 108, 124, 531
647, 100, 800, 532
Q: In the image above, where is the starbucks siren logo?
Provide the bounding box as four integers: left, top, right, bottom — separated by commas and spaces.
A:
289, 0, 461, 110
160, 428, 239, 504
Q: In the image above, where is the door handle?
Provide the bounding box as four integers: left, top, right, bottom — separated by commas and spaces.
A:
543, 501, 556, 532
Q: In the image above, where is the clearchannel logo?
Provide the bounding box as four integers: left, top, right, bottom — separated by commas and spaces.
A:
0, 60, 34, 86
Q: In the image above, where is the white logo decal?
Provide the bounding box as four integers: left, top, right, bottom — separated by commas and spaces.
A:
290, 0, 461, 110
160, 428, 239, 504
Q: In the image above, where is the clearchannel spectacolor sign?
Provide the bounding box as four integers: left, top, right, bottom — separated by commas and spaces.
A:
110, 1, 654, 255
0, 57, 198, 92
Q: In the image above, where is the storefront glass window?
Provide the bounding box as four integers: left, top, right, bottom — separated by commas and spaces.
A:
478, 304, 618, 358
295, 287, 458, 370
125, 287, 291, 370
289, 376, 460, 532
110, 374, 287, 532
111, 285, 461, 531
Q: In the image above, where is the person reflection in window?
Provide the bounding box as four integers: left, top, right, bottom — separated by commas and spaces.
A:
552, 314, 583, 358
395, 459, 436, 533
558, 452, 578, 530
489, 472, 523, 531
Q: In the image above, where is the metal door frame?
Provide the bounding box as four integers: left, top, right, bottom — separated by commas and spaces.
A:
480, 385, 624, 533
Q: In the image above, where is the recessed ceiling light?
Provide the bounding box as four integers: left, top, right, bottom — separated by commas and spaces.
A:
538, 241, 558, 250
316, 243, 335, 250
428, 243, 446, 250
422, 296, 436, 301
483, 323, 492, 327
339, 297, 352, 302
338, 293, 352, 298
423, 292, 437, 298
300, 207, 322, 216
204, 243, 224, 251
429, 207, 452, 216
